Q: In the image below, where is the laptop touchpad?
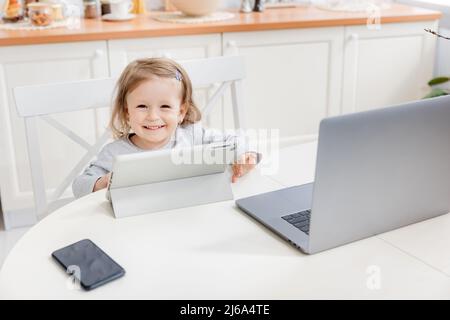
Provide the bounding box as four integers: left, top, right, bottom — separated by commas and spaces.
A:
237, 183, 314, 219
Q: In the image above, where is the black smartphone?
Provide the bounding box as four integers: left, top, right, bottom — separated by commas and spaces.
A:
52, 239, 125, 291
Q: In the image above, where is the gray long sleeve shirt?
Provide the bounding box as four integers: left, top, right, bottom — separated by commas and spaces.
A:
72, 123, 254, 198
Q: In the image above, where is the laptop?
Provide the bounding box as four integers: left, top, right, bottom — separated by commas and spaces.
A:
236, 95, 450, 254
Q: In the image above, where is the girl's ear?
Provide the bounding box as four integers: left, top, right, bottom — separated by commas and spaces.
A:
125, 104, 130, 119
178, 102, 188, 124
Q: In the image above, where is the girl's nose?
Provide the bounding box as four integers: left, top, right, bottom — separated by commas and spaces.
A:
146, 107, 160, 120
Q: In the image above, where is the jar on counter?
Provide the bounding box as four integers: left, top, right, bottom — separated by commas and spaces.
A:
83, 0, 100, 18
2, 0, 25, 22
35, 0, 65, 21
51, 3, 64, 21
27, 2, 53, 26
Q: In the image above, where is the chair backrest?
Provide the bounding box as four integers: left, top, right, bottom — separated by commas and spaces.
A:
13, 55, 246, 221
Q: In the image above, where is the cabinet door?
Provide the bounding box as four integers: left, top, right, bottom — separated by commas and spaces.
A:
0, 41, 109, 227
108, 35, 223, 129
223, 27, 344, 141
342, 21, 438, 114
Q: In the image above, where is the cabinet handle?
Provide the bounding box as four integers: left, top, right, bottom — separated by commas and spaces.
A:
225, 41, 238, 56
94, 49, 104, 59
349, 33, 359, 42
226, 41, 237, 48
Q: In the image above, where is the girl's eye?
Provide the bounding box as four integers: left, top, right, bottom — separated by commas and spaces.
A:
137, 104, 147, 109
161, 105, 171, 109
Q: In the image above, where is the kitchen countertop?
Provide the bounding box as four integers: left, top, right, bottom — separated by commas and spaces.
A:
0, 3, 442, 46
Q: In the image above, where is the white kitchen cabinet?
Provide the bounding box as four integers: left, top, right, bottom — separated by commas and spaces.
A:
223, 21, 439, 141
341, 21, 438, 114
223, 27, 345, 142
108, 34, 224, 130
0, 41, 109, 229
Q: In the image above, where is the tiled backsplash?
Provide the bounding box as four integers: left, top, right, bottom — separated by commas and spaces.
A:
397, 0, 450, 77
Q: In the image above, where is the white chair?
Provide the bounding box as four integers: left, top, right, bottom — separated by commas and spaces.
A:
13, 55, 247, 222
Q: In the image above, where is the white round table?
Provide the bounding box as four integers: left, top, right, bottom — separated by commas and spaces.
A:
1, 142, 450, 299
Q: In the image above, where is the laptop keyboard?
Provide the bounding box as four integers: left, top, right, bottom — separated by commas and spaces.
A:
281, 209, 311, 235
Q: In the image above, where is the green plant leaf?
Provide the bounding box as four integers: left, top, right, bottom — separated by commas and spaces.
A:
423, 88, 449, 99
428, 77, 450, 86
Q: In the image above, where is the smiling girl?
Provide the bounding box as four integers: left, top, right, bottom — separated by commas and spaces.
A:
72, 58, 259, 198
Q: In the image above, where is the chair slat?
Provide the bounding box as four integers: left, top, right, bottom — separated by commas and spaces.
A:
182, 56, 246, 87
13, 56, 246, 117
14, 77, 116, 117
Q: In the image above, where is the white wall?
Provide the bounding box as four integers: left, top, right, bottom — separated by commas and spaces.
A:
396, 0, 450, 77
435, 27, 450, 76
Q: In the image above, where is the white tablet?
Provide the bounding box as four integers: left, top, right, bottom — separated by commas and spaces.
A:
109, 142, 236, 190
106, 142, 236, 218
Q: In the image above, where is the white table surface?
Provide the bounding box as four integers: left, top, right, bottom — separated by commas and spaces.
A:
1, 142, 449, 300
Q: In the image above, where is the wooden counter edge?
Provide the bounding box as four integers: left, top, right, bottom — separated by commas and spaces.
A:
0, 10, 442, 47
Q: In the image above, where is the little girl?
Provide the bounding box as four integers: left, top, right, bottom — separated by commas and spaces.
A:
72, 57, 259, 198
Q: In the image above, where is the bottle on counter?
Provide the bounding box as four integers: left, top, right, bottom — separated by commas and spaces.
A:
2, 0, 25, 22
100, 0, 111, 15
240, 0, 253, 13
253, 0, 264, 12
131, 0, 146, 14
50, 3, 65, 21
83, 0, 100, 18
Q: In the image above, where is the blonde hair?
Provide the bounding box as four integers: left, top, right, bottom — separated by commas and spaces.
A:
110, 57, 201, 139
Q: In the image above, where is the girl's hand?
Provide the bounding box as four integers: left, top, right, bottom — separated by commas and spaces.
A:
93, 172, 112, 192
232, 152, 258, 183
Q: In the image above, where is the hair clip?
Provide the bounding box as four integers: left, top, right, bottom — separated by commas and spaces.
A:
175, 69, 183, 81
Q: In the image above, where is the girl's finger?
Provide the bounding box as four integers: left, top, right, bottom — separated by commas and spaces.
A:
231, 164, 241, 183
246, 163, 256, 171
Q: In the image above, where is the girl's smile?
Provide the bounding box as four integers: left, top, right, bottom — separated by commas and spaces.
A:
142, 124, 166, 130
